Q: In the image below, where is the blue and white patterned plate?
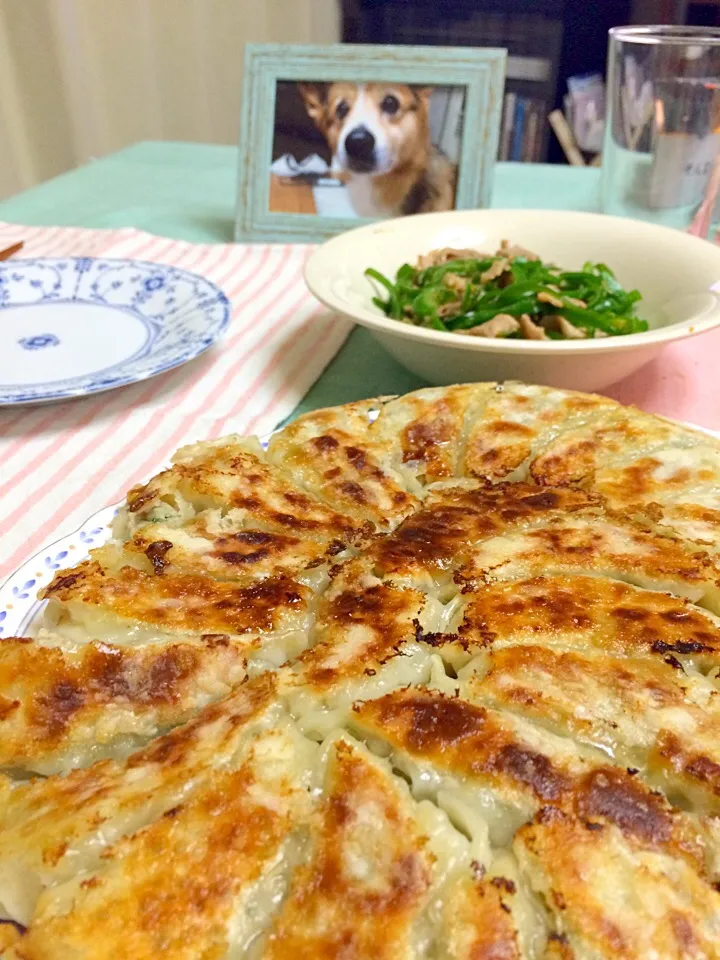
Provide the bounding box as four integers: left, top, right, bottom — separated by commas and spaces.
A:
0, 257, 231, 405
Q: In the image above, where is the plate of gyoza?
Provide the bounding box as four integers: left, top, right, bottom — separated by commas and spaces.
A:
2, 381, 720, 959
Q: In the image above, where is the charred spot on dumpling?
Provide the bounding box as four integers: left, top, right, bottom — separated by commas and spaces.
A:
10, 384, 720, 955
145, 540, 173, 575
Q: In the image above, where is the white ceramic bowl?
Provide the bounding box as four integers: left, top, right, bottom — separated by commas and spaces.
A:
304, 209, 720, 391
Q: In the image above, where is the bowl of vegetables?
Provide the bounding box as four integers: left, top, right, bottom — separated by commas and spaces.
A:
304, 209, 720, 390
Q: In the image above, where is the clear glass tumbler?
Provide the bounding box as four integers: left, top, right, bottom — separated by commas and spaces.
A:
601, 26, 720, 232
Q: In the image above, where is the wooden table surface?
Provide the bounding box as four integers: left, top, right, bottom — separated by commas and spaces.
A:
268, 174, 317, 214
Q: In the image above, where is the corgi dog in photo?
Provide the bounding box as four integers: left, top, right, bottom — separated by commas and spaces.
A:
298, 82, 457, 218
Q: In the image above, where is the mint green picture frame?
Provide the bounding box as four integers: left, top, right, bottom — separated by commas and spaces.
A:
235, 42, 506, 243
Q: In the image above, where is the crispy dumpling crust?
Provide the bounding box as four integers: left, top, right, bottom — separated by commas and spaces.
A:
266, 399, 419, 530
0, 675, 287, 924
351, 686, 711, 869
6, 382, 720, 958
441, 872, 524, 960
455, 574, 720, 666
515, 806, 720, 959
120, 434, 360, 540
0, 634, 250, 775
41, 561, 311, 647
17, 758, 307, 960
353, 482, 601, 581
463, 640, 720, 812
261, 737, 432, 960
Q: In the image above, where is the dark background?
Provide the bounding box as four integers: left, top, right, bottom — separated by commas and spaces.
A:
272, 82, 332, 165
340, 0, 720, 163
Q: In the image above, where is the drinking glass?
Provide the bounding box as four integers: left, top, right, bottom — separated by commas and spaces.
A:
601, 26, 720, 233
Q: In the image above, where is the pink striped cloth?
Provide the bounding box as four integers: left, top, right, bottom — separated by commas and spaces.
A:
0, 222, 351, 580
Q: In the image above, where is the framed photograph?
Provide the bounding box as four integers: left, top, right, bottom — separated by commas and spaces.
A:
235, 43, 506, 243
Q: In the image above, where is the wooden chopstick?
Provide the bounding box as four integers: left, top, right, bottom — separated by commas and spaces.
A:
0, 241, 24, 261
548, 110, 586, 167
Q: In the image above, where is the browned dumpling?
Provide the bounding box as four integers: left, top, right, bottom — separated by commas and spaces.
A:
0, 633, 250, 775
40, 560, 312, 660
5, 382, 720, 959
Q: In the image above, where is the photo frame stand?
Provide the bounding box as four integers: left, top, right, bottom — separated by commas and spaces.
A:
235, 42, 506, 243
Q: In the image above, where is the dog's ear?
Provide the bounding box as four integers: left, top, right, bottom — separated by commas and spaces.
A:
413, 87, 433, 109
297, 82, 327, 129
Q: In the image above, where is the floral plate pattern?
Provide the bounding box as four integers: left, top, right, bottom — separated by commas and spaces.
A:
0, 257, 230, 405
0, 503, 118, 637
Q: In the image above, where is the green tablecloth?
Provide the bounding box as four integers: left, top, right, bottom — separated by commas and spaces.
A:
0, 142, 600, 419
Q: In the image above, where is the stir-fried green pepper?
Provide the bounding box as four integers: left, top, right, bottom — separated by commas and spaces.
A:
365, 248, 648, 341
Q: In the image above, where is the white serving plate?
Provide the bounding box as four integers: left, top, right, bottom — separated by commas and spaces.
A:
0, 257, 230, 405
0, 502, 118, 638
2, 420, 718, 641
305, 209, 720, 391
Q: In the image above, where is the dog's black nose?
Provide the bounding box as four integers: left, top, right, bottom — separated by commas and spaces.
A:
344, 125, 376, 172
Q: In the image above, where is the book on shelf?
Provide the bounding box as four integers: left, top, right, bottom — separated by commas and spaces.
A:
523, 101, 539, 163
498, 94, 547, 163
499, 92, 516, 162
511, 97, 526, 162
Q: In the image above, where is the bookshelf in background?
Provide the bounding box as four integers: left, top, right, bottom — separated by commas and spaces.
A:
484, 10, 562, 163
342, 0, 563, 163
